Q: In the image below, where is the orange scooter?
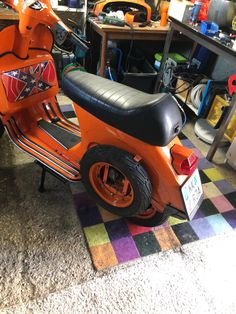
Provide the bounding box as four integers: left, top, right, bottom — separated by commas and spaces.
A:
0, 0, 203, 226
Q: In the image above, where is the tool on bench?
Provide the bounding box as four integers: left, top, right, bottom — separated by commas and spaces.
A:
98, 12, 126, 26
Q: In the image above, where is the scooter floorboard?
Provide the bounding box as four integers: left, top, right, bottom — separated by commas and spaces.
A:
6, 118, 81, 181
38, 119, 81, 150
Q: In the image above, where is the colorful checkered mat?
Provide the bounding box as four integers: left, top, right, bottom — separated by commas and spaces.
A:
61, 105, 236, 270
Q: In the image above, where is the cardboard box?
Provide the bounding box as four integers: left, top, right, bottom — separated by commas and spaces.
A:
175, 79, 191, 103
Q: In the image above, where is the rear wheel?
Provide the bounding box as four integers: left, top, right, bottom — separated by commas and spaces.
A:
129, 208, 167, 227
129, 205, 187, 227
80, 145, 152, 217
0, 119, 4, 138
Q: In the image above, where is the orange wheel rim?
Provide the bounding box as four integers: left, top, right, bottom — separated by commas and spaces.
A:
89, 162, 134, 208
136, 207, 157, 219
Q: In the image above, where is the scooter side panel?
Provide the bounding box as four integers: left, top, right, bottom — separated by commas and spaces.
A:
73, 104, 187, 213
2, 60, 57, 103
0, 51, 58, 115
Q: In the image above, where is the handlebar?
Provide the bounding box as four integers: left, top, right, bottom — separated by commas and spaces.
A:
70, 32, 89, 53
53, 22, 89, 53
3, 0, 89, 56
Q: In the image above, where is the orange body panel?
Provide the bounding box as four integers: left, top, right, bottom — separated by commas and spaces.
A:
4, 0, 66, 58
72, 105, 187, 212
0, 0, 195, 219
0, 50, 58, 115
93, 0, 152, 23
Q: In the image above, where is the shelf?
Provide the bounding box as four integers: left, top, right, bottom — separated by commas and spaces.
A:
175, 94, 199, 115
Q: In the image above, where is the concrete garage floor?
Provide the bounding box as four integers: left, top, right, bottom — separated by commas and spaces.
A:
0, 109, 236, 313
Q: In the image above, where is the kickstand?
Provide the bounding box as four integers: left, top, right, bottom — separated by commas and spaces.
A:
38, 168, 46, 193
35, 160, 68, 193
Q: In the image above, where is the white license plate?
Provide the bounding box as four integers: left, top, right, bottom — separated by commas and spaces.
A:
181, 169, 203, 220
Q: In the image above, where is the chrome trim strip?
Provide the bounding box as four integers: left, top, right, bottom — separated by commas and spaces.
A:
10, 118, 80, 172
6, 122, 78, 179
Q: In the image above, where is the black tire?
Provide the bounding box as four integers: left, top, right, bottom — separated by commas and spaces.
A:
0, 119, 4, 138
80, 145, 152, 217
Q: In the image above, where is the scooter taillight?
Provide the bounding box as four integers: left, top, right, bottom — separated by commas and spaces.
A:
171, 144, 198, 176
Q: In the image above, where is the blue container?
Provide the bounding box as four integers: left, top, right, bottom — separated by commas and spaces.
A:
200, 21, 219, 37
67, 0, 83, 8
191, 1, 202, 23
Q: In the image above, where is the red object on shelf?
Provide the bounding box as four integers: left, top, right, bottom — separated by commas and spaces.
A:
191, 0, 210, 21
228, 74, 236, 96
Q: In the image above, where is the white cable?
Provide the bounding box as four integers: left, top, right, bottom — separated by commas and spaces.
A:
190, 84, 206, 109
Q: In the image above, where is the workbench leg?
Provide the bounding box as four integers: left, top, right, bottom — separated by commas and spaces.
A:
154, 25, 174, 93
100, 32, 107, 77
206, 93, 236, 161
189, 41, 198, 60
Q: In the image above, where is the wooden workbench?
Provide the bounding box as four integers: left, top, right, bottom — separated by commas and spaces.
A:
88, 18, 169, 77
0, 7, 18, 28
0, 7, 18, 20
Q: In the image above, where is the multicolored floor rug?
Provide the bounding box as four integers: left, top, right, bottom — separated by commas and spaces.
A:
61, 104, 236, 270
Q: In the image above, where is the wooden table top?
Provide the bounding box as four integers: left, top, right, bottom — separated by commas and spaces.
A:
0, 8, 19, 20
89, 18, 169, 34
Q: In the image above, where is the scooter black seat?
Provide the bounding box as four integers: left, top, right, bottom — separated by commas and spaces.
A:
62, 71, 183, 146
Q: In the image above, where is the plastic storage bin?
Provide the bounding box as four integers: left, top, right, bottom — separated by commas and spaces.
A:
199, 21, 219, 37
154, 52, 188, 71
121, 57, 157, 93
207, 95, 236, 142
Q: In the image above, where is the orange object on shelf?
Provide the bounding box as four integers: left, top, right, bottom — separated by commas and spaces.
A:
160, 1, 170, 27
124, 11, 147, 25
93, 0, 152, 23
